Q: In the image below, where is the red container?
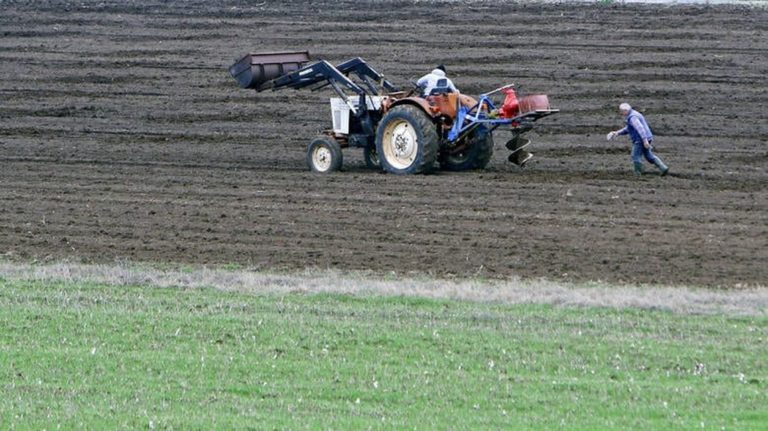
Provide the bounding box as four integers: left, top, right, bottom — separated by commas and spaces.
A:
518, 95, 551, 113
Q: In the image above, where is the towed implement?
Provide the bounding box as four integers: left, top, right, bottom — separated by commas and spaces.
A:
229, 51, 558, 174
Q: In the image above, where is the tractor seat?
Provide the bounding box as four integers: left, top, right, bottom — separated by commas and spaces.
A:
429, 87, 453, 96
427, 78, 454, 96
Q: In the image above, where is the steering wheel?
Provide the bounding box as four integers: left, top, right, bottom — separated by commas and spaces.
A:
405, 79, 425, 98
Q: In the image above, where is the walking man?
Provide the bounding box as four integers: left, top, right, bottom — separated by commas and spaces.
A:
607, 103, 669, 176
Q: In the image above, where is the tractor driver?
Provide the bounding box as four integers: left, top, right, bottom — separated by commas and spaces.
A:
416, 65, 458, 97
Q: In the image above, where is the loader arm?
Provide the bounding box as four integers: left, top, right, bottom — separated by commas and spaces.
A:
263, 58, 394, 124
305, 57, 397, 96
229, 52, 397, 120
266, 60, 363, 94
268, 60, 376, 115
335, 57, 398, 94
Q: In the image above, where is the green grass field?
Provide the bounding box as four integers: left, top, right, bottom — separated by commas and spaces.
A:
1, 277, 766, 429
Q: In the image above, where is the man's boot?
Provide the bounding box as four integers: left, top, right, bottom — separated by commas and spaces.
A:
633, 162, 643, 176
655, 159, 669, 176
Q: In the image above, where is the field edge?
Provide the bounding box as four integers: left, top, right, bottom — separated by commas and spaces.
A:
1, 259, 765, 316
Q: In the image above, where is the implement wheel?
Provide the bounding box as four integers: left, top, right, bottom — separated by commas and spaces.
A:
306, 135, 343, 173
375, 105, 438, 175
440, 126, 494, 171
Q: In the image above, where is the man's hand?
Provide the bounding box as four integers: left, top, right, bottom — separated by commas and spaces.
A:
643, 139, 651, 149
606, 131, 618, 141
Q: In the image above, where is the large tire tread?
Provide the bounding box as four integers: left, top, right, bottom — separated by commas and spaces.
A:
306, 135, 343, 173
375, 105, 438, 175
472, 129, 494, 169
440, 127, 494, 171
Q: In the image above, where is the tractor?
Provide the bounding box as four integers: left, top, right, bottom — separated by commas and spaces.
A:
229, 51, 558, 174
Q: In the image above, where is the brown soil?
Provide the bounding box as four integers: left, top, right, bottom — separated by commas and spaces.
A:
1, 1, 766, 287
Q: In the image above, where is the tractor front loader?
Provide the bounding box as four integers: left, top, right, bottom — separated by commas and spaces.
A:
229, 51, 558, 174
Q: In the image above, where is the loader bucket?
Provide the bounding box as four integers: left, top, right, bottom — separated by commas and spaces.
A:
229, 50, 310, 90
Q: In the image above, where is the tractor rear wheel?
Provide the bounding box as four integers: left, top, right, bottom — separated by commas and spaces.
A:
375, 105, 438, 175
306, 135, 343, 173
440, 126, 494, 171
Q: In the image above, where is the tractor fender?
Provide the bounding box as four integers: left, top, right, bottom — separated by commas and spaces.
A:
386, 94, 479, 122
386, 97, 435, 119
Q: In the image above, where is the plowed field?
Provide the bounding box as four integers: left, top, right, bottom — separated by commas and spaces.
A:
1, 1, 766, 287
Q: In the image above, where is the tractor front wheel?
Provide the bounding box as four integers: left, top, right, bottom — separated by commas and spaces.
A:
375, 105, 438, 175
306, 135, 343, 173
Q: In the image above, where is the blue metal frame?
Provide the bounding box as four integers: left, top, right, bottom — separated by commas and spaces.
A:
447, 85, 558, 143
448, 93, 498, 141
